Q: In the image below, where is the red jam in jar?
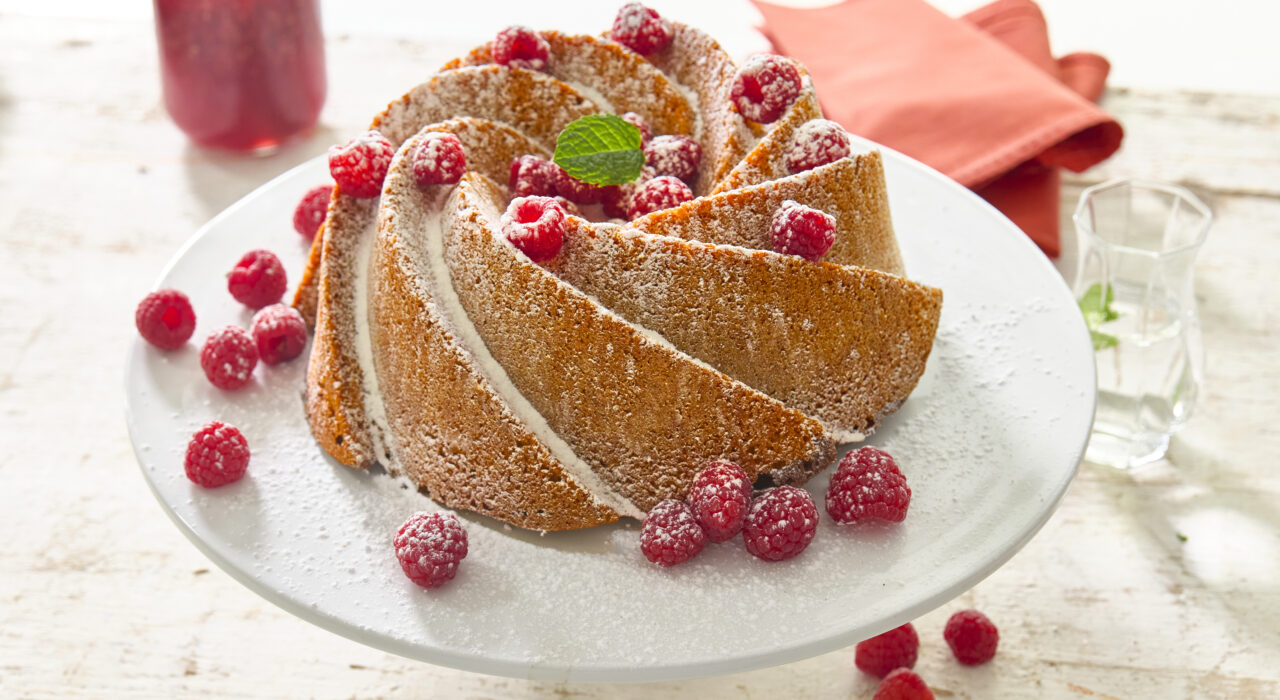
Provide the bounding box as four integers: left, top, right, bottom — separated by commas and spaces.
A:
154, 0, 327, 152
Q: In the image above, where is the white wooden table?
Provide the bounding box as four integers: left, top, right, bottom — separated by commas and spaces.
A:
2, 3, 1278, 698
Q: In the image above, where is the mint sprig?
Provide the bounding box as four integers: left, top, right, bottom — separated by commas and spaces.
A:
1078, 282, 1120, 351
553, 114, 644, 186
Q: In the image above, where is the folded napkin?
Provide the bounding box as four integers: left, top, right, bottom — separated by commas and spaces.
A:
752, 0, 1123, 257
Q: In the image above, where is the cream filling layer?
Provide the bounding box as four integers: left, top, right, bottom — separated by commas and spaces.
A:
352, 215, 394, 469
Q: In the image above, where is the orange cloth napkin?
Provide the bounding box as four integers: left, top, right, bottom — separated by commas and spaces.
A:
752, 0, 1123, 257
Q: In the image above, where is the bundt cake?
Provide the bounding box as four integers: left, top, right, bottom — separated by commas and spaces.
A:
292, 8, 943, 531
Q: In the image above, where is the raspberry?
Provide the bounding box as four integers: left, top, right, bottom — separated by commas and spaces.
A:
856, 623, 920, 678
411, 132, 467, 187
687, 460, 752, 543
742, 485, 819, 561
771, 200, 836, 263
731, 54, 803, 124
627, 175, 692, 220
644, 134, 701, 184
328, 130, 394, 198
553, 196, 581, 218
786, 119, 853, 174
184, 421, 250, 488
492, 26, 550, 71
826, 446, 912, 524
135, 289, 196, 350
509, 154, 560, 198
640, 499, 706, 566
250, 304, 307, 366
227, 249, 288, 309
610, 3, 673, 55
944, 609, 999, 665
394, 511, 469, 589
292, 185, 331, 239
501, 196, 565, 262
602, 182, 636, 219
199, 325, 258, 391
874, 669, 935, 700
621, 111, 652, 143
555, 166, 608, 204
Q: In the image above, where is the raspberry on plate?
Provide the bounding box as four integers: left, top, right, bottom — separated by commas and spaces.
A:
627, 175, 692, 220
621, 111, 652, 143
944, 609, 999, 665
492, 25, 550, 71
412, 132, 467, 187
227, 249, 288, 309
292, 184, 331, 239
771, 200, 836, 263
730, 54, 803, 124
786, 119, 853, 174
329, 130, 395, 198
826, 446, 912, 524
135, 288, 196, 350
555, 166, 608, 204
742, 485, 818, 561
394, 511, 469, 589
874, 668, 935, 700
199, 325, 258, 391
250, 304, 307, 366
687, 460, 752, 543
610, 3, 673, 55
501, 196, 566, 262
640, 499, 706, 566
856, 623, 920, 678
184, 421, 250, 488
644, 134, 701, 184
509, 154, 561, 198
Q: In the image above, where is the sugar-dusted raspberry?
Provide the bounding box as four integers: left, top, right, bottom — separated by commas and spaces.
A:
611, 3, 673, 55
250, 304, 307, 366
553, 196, 581, 217
412, 132, 467, 187
856, 623, 920, 678
501, 196, 566, 263
731, 54, 803, 124
786, 119, 853, 173
640, 499, 706, 566
602, 182, 636, 219
394, 511, 469, 589
627, 175, 692, 220
329, 131, 394, 198
292, 185, 331, 239
555, 166, 608, 204
199, 325, 258, 390
227, 249, 288, 309
742, 485, 819, 561
644, 134, 701, 184
135, 289, 196, 350
826, 446, 912, 524
509, 154, 561, 198
874, 668, 935, 700
184, 420, 250, 488
687, 460, 752, 543
621, 111, 652, 143
944, 609, 999, 665
492, 25, 550, 71
771, 200, 836, 263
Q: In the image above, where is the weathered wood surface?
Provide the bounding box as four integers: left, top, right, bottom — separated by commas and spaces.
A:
1, 12, 1278, 700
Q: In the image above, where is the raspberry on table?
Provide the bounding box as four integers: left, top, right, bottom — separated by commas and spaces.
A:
787, 119, 853, 174
292, 185, 331, 239
610, 3, 673, 55
412, 132, 468, 187
250, 304, 307, 366
856, 623, 920, 678
328, 130, 395, 198
730, 54, 803, 124
742, 485, 819, 561
944, 609, 999, 665
644, 134, 702, 184
501, 196, 566, 263
621, 111, 652, 143
227, 249, 288, 309
555, 166, 608, 204
199, 325, 258, 391
771, 200, 836, 262
184, 421, 250, 488
492, 25, 550, 71
826, 446, 912, 524
640, 499, 706, 567
627, 175, 692, 220
687, 460, 752, 543
394, 511, 469, 589
509, 154, 561, 198
874, 668, 935, 700
135, 288, 196, 350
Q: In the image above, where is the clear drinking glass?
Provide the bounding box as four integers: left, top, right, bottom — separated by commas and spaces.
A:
1073, 179, 1211, 469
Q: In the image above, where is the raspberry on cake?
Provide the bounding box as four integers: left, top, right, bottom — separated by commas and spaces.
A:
856, 623, 920, 678
621, 111, 652, 143
509, 154, 561, 198
731, 54, 803, 124
644, 134, 701, 184
501, 196, 566, 262
786, 119, 853, 174
135, 289, 196, 350
184, 421, 250, 488
329, 130, 394, 198
411, 132, 467, 187
492, 26, 550, 71
610, 3, 673, 56
394, 512, 469, 589
627, 175, 693, 219
771, 200, 836, 262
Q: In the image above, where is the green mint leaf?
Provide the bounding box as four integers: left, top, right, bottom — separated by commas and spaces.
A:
1090, 329, 1119, 351
1079, 282, 1121, 350
1176, 532, 1189, 542
553, 114, 644, 186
